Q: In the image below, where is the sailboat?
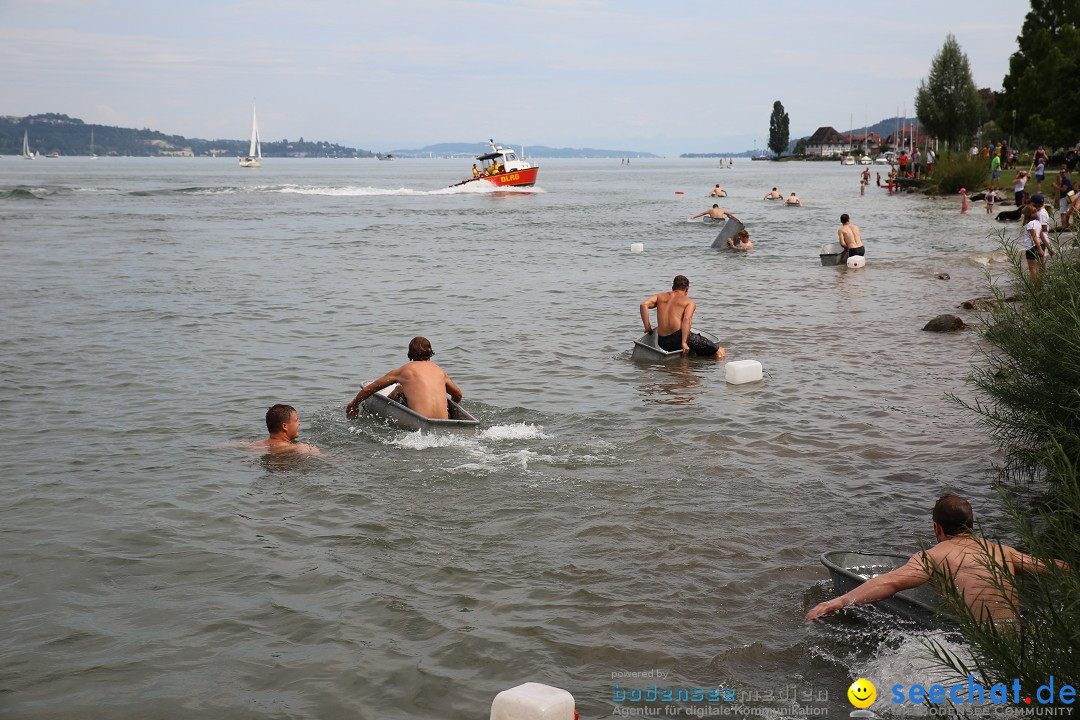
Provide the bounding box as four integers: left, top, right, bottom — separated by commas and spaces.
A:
22, 129, 36, 160
238, 101, 262, 167
90, 129, 97, 159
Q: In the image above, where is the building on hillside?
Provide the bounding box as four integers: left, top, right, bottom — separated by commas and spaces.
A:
805, 127, 851, 157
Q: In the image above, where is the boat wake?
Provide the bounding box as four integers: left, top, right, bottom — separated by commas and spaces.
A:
271, 183, 542, 196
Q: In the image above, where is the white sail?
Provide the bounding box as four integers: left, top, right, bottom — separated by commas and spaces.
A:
239, 101, 262, 167
90, 129, 97, 159
22, 129, 36, 160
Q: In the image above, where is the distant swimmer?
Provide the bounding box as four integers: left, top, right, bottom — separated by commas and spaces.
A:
764, 187, 783, 200
838, 213, 864, 257
728, 228, 753, 251
709, 184, 728, 197
688, 204, 740, 222
806, 494, 1067, 626
784, 192, 801, 206
346, 336, 463, 421
640, 275, 726, 358
249, 404, 320, 455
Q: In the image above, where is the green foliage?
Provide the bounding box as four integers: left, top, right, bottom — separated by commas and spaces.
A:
915, 35, 983, 149
794, 138, 807, 156
768, 101, 790, 158
931, 237, 1080, 695
926, 152, 989, 194
1000, 0, 1080, 148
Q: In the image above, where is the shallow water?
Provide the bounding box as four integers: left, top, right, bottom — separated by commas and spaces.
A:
0, 156, 1029, 718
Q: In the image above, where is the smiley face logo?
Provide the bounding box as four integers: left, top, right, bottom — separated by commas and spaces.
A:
847, 678, 877, 708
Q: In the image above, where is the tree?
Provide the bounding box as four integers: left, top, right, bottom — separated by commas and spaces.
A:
767, 101, 789, 159
999, 0, 1080, 148
794, 138, 807, 156
914, 35, 983, 150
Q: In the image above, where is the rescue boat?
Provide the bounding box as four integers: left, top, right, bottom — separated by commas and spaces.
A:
452, 141, 539, 188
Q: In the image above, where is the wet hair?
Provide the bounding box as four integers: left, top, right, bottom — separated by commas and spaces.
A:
408, 336, 434, 361
840, 213, 850, 223
266, 404, 296, 433
772, 187, 777, 191
736, 229, 749, 239
672, 275, 689, 290
712, 204, 719, 208
932, 494, 974, 536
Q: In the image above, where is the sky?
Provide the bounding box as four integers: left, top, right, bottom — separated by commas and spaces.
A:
0, 0, 1032, 155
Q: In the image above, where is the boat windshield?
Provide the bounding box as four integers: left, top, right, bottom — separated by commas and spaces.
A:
504, 152, 517, 162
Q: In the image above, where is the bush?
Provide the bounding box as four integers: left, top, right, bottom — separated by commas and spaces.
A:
927, 152, 990, 195
931, 242, 1080, 699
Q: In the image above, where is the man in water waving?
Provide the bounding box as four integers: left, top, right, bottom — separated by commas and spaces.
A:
346, 336, 463, 421
639, 275, 725, 358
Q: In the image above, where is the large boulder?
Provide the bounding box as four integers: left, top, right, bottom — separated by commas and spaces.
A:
923, 314, 967, 332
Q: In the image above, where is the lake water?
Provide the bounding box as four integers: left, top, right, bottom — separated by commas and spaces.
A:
1, 156, 1021, 719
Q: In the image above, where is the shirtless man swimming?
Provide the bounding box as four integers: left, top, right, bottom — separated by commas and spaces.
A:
784, 192, 801, 206
250, 404, 320, 455
640, 275, 725, 358
709, 184, 728, 197
345, 336, 463, 421
764, 187, 783, 199
838, 213, 864, 257
688, 204, 740, 222
806, 494, 1065, 626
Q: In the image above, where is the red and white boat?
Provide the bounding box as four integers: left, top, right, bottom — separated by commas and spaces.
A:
452, 141, 538, 188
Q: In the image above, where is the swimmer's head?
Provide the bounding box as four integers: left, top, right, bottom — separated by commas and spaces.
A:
266, 403, 297, 434
408, 336, 434, 361
736, 229, 749, 240
840, 213, 850, 224
712, 204, 719, 208
933, 494, 973, 536
672, 275, 689, 291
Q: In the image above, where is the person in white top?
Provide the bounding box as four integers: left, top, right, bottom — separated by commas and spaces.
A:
1021, 204, 1046, 281
1032, 194, 1053, 258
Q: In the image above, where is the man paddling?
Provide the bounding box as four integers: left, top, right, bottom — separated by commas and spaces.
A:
346, 336, 463, 421
805, 494, 1065, 626
764, 187, 783, 199
688, 204, 739, 222
639, 275, 725, 358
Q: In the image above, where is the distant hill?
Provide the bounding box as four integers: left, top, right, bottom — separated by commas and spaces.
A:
0, 113, 375, 158
392, 142, 660, 159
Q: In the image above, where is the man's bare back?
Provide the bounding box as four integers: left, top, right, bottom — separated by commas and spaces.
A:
839, 221, 862, 249
648, 291, 695, 338
347, 360, 462, 420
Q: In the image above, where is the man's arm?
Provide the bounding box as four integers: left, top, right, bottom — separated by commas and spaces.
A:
345, 369, 402, 418
1010, 546, 1069, 576
688, 211, 707, 220
723, 210, 740, 221
805, 552, 930, 621
680, 301, 695, 353
445, 374, 463, 404
838, 228, 847, 248
640, 296, 658, 333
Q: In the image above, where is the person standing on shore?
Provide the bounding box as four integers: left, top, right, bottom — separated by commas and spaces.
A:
1013, 171, 1028, 207
1052, 167, 1073, 215
990, 152, 1002, 191
838, 214, 864, 257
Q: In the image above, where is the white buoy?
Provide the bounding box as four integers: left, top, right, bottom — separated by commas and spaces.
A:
847, 255, 865, 268
725, 359, 763, 384
491, 683, 576, 720
630, 242, 644, 253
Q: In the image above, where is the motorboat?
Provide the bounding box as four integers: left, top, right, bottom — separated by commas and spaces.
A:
45, 151, 60, 159
631, 329, 720, 361
451, 140, 538, 188
376, 153, 394, 161
859, 155, 872, 165
873, 156, 890, 165
820, 551, 951, 628
842, 155, 856, 165
239, 100, 262, 167
360, 383, 478, 434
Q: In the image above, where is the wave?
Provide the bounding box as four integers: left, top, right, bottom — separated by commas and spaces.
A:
0, 187, 47, 200
270, 183, 543, 197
